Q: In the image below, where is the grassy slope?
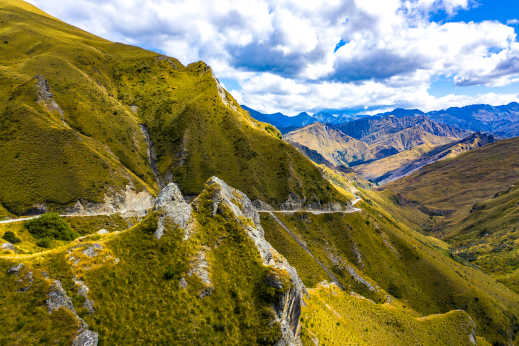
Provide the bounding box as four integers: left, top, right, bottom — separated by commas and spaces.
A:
354, 143, 436, 180
0, 182, 294, 345
0, 0, 347, 214
301, 284, 483, 346
386, 137, 519, 293
0, 0, 156, 214
262, 184, 519, 344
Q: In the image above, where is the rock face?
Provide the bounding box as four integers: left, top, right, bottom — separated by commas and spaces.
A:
153, 182, 192, 239
65, 185, 154, 217
203, 177, 305, 345
47, 280, 98, 345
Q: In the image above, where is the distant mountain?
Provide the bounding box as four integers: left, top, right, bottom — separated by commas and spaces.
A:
355, 132, 495, 184
284, 116, 469, 173
242, 106, 366, 133
311, 111, 366, 124
241, 105, 317, 133
245, 102, 519, 138
427, 102, 519, 138
334, 114, 467, 142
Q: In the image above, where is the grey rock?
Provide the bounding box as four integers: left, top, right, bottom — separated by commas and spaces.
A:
179, 277, 188, 289
96, 229, 109, 235
74, 279, 95, 314
153, 182, 192, 239
7, 263, 24, 275
82, 244, 103, 258
73, 329, 98, 346
47, 280, 76, 313
18, 271, 33, 292
188, 248, 212, 290
1, 243, 15, 251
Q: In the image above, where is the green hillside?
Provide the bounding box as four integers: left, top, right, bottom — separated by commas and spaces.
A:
2, 1, 519, 345
0, 0, 346, 215
386, 137, 519, 293
261, 185, 519, 345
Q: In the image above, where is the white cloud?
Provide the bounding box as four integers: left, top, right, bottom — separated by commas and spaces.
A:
26, 0, 519, 114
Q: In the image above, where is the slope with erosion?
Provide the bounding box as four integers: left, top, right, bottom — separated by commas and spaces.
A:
355, 132, 495, 184
386, 136, 519, 293
0, 0, 348, 216
284, 116, 469, 181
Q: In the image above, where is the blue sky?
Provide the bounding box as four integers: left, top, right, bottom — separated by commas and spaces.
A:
28, 0, 519, 115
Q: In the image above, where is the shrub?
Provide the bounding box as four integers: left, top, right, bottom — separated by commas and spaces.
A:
2, 231, 21, 244
25, 213, 78, 241
36, 238, 52, 248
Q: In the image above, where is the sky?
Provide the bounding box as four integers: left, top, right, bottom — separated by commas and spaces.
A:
27, 0, 519, 115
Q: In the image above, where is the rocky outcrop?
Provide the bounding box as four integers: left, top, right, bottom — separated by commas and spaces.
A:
36, 75, 65, 119
153, 182, 192, 239
202, 177, 305, 345
65, 185, 154, 217
47, 280, 98, 346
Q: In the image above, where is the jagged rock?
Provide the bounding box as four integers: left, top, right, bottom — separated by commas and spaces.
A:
47, 280, 76, 313
153, 182, 192, 239
351, 241, 364, 269
345, 264, 376, 292
179, 277, 188, 289
187, 247, 212, 288
36, 75, 64, 117
18, 271, 33, 292
201, 177, 305, 345
82, 244, 103, 258
7, 263, 24, 275
74, 279, 95, 314
73, 329, 98, 346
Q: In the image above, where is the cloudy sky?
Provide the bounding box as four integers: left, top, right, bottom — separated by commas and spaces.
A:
28, 0, 519, 115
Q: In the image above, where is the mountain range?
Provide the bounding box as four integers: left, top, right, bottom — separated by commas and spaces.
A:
1, 1, 519, 345
284, 116, 475, 182
245, 102, 519, 138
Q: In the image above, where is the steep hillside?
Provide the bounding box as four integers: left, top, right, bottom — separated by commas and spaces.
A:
0, 0, 347, 215
284, 123, 370, 168
284, 117, 468, 179
260, 183, 519, 345
355, 133, 495, 183
386, 137, 519, 293
428, 102, 519, 138
0, 178, 306, 345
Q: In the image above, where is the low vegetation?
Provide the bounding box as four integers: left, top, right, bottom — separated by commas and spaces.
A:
24, 213, 78, 241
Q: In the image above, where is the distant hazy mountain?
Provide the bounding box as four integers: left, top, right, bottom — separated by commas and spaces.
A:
427, 102, 519, 138
244, 102, 519, 138
241, 105, 317, 133
242, 106, 365, 133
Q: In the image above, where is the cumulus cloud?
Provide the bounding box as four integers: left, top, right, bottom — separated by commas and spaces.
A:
26, 0, 519, 114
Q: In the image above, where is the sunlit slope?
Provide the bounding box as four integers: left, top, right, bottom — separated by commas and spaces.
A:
0, 0, 347, 216
261, 189, 519, 345
386, 137, 519, 292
